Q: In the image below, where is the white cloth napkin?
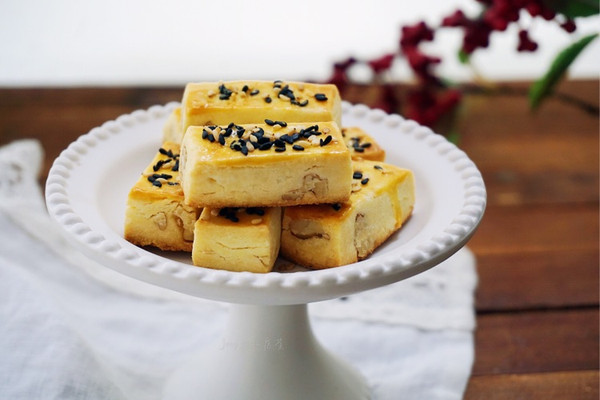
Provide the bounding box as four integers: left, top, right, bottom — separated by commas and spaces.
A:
0, 139, 477, 400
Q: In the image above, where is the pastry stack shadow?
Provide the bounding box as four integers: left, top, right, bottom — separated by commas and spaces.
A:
124, 81, 415, 273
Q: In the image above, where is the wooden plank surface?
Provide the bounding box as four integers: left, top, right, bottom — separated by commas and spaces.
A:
0, 80, 598, 399
473, 309, 599, 375
465, 370, 599, 400
476, 249, 599, 311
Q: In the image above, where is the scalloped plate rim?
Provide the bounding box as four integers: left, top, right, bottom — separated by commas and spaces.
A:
45, 100, 486, 304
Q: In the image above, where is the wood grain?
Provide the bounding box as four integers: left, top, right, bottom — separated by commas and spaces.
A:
465, 370, 599, 400
476, 248, 599, 311
473, 309, 599, 375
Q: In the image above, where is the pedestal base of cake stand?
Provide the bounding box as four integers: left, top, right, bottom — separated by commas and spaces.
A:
163, 303, 369, 400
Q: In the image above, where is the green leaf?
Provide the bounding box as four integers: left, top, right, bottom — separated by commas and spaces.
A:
529, 33, 598, 110
542, 0, 600, 18
445, 130, 461, 145
458, 49, 470, 65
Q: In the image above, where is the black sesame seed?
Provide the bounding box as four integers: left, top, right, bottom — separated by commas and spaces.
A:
252, 127, 265, 138
291, 132, 301, 141
295, 99, 309, 107
279, 134, 294, 144
315, 93, 328, 101
240, 146, 248, 156
172, 160, 179, 171
152, 180, 162, 187
222, 211, 239, 222
275, 147, 286, 152
246, 207, 265, 216
273, 139, 286, 148
201, 129, 215, 142
250, 89, 259, 96
258, 141, 274, 151
218, 134, 226, 145
361, 178, 369, 185
218, 84, 233, 100
242, 85, 249, 92
374, 165, 383, 170
264, 96, 272, 103
301, 125, 321, 138
219, 207, 240, 223
167, 182, 179, 186
353, 171, 363, 179
332, 203, 342, 211
292, 144, 304, 151
361, 142, 372, 148
265, 119, 287, 127
153, 159, 165, 171
257, 136, 271, 145
353, 146, 365, 153
320, 135, 333, 146
279, 85, 295, 100
159, 148, 174, 158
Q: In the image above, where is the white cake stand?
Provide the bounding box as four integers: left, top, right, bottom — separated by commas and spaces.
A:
46, 101, 486, 400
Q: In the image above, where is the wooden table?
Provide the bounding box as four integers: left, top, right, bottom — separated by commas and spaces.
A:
1, 80, 598, 399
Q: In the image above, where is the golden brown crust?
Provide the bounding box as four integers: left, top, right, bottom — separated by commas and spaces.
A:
192, 207, 282, 273
180, 121, 352, 208
124, 142, 200, 252
181, 80, 342, 135
342, 126, 386, 162
280, 161, 415, 269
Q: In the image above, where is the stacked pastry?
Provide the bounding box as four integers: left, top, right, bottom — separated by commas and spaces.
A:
124, 80, 415, 273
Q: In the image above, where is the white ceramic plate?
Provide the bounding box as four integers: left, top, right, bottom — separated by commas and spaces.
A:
46, 101, 486, 305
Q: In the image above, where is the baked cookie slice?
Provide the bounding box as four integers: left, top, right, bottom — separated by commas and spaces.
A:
124, 142, 200, 252
342, 126, 386, 162
179, 80, 342, 143
180, 121, 352, 208
192, 207, 282, 273
162, 106, 182, 144
280, 161, 415, 269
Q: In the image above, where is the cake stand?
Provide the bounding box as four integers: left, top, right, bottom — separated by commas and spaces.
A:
45, 101, 486, 400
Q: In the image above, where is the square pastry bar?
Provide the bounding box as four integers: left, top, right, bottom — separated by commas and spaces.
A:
171, 80, 342, 143
280, 160, 415, 269
342, 126, 386, 162
180, 121, 352, 208
124, 142, 200, 252
193, 207, 282, 273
